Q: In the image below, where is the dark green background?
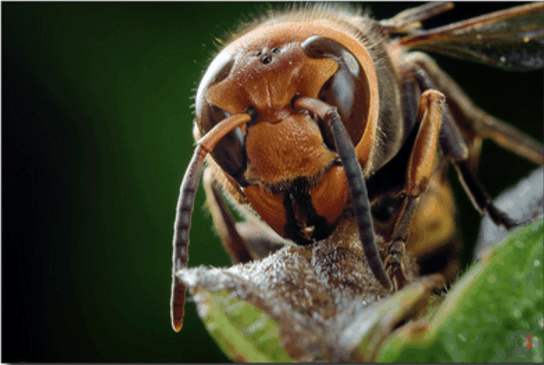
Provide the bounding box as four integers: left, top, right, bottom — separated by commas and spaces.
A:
2, 2, 542, 362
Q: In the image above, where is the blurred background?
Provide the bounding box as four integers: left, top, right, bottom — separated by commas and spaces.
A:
3, 2, 542, 362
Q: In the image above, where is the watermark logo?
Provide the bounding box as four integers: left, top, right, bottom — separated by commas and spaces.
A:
524, 333, 537, 350
509, 330, 542, 361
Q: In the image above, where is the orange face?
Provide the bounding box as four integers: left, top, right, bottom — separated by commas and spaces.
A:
194, 19, 379, 244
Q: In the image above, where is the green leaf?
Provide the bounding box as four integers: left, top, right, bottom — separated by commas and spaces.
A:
191, 288, 292, 362
377, 219, 544, 362
350, 275, 444, 361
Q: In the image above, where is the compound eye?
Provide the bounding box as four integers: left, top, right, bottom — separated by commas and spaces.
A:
301, 36, 370, 147
195, 54, 248, 184
196, 54, 235, 130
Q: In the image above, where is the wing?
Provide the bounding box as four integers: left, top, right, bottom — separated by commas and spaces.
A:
379, 2, 455, 34
399, 3, 544, 71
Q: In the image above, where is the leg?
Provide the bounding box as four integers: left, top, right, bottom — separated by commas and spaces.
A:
385, 90, 446, 289
203, 167, 284, 263
412, 63, 519, 228
203, 167, 252, 264
405, 52, 544, 165
453, 160, 517, 228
